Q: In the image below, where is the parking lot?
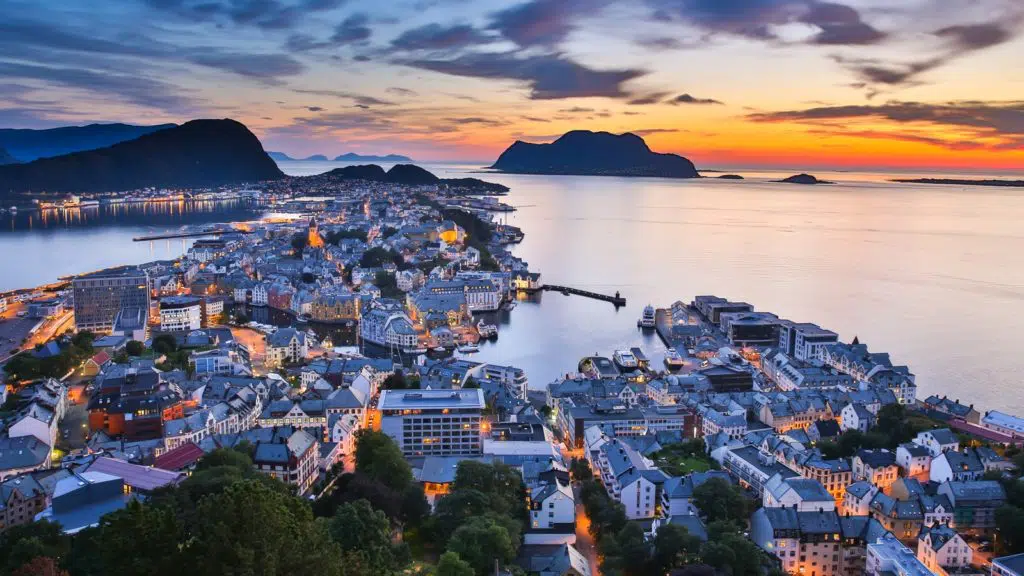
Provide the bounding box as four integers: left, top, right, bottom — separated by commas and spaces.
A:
0, 305, 39, 361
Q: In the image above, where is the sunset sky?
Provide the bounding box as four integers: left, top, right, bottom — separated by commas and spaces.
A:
1, 0, 1022, 170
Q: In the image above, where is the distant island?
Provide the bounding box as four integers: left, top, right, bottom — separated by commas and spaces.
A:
334, 152, 413, 162
490, 130, 699, 178
0, 122, 176, 163
0, 119, 284, 194
779, 173, 832, 185
0, 146, 17, 165
268, 152, 331, 161
892, 178, 1024, 188
717, 174, 744, 180
322, 163, 507, 192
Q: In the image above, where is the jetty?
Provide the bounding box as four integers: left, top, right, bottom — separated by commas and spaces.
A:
540, 285, 626, 307
133, 229, 250, 242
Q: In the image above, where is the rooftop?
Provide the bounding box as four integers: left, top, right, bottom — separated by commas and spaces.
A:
379, 388, 485, 411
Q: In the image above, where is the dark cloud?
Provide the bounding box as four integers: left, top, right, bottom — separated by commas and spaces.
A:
444, 117, 506, 126
628, 92, 672, 105
935, 22, 1015, 51
521, 115, 550, 122
307, 106, 324, 111
801, 2, 886, 45
670, 93, 723, 105
488, 0, 600, 47
558, 107, 594, 113
746, 100, 1024, 147
0, 61, 197, 111
190, 52, 304, 81
389, 23, 493, 52
144, 0, 344, 30
831, 55, 940, 86
293, 88, 395, 106
401, 52, 645, 99
386, 86, 418, 96
331, 13, 372, 44
630, 128, 682, 135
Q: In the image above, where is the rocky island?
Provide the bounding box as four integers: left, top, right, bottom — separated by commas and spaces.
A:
779, 173, 832, 185
334, 152, 413, 162
490, 130, 699, 178
0, 119, 284, 194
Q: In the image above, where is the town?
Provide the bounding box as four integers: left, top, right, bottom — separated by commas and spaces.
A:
2, 178, 1024, 576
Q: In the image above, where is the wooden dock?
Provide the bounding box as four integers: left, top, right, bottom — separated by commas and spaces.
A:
540, 284, 626, 306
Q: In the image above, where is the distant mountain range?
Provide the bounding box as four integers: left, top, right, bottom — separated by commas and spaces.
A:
268, 151, 414, 162
323, 163, 507, 192
0, 119, 283, 194
0, 146, 17, 166
490, 130, 698, 178
0, 123, 176, 163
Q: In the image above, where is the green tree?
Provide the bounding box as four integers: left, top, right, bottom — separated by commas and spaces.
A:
436, 551, 475, 576
93, 500, 183, 576
152, 334, 177, 355
330, 499, 407, 574
463, 377, 479, 389
12, 556, 68, 576
382, 372, 409, 390
446, 517, 516, 576
194, 447, 253, 472
125, 340, 145, 356
187, 480, 343, 575
996, 505, 1024, 555
652, 524, 702, 572
0, 521, 70, 573
355, 430, 414, 492
569, 458, 593, 482
291, 232, 308, 256
692, 478, 749, 525
700, 532, 763, 576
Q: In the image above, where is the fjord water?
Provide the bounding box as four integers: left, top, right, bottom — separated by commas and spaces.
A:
2, 163, 1022, 414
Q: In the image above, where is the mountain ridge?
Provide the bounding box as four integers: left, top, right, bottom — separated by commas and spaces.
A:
490, 130, 699, 178
0, 122, 177, 162
0, 119, 284, 194
322, 163, 507, 192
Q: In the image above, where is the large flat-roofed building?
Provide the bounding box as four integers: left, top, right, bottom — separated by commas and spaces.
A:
378, 389, 485, 456
159, 296, 202, 332
73, 267, 150, 334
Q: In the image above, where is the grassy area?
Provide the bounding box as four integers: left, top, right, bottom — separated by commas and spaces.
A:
656, 455, 712, 476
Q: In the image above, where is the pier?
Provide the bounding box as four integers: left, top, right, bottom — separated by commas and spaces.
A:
132, 229, 250, 242
540, 285, 626, 306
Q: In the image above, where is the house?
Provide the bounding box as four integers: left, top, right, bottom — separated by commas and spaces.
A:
842, 481, 879, 516
982, 411, 1024, 440
251, 428, 319, 495
866, 533, 933, 576
763, 476, 835, 511
1, 473, 48, 533
807, 419, 842, 443
34, 471, 130, 534
853, 449, 899, 490
528, 481, 575, 543
917, 524, 972, 574
841, 403, 875, 433
265, 328, 309, 367
7, 402, 59, 447
750, 507, 847, 576
0, 436, 51, 480
516, 543, 591, 576
661, 471, 731, 517
83, 456, 183, 495
937, 480, 1006, 532
930, 448, 986, 483
895, 443, 931, 479
596, 438, 669, 519
923, 396, 981, 424
913, 429, 959, 457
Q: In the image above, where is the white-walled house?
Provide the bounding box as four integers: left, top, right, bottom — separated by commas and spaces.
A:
763, 476, 835, 511
917, 524, 972, 574
840, 403, 874, 433
842, 481, 879, 516
529, 481, 575, 531
913, 429, 959, 457
896, 443, 932, 479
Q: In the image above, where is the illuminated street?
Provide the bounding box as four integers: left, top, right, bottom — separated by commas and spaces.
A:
575, 490, 601, 576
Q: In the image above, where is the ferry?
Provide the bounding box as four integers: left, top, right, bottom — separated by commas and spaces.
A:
432, 346, 447, 353
637, 305, 656, 329
664, 348, 686, 369
477, 319, 498, 339
612, 349, 639, 372
457, 344, 480, 354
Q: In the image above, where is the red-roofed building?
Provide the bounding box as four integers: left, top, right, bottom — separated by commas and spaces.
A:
82, 351, 111, 377
153, 442, 205, 472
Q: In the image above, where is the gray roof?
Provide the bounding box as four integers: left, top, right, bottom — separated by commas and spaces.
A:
0, 436, 49, 471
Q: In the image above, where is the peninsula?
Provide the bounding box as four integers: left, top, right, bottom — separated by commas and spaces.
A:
490, 130, 699, 178
892, 178, 1024, 188
0, 122, 176, 162
322, 163, 508, 192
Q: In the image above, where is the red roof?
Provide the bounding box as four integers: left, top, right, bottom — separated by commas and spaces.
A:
90, 350, 111, 366
153, 442, 206, 471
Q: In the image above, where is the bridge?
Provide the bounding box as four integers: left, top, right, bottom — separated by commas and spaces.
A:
132, 229, 250, 242
541, 285, 626, 307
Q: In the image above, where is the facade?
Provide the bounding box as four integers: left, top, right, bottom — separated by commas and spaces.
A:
529, 481, 575, 530
778, 321, 839, 362
853, 450, 899, 491
0, 473, 48, 533
937, 480, 1006, 531
159, 296, 202, 332
251, 428, 319, 495
378, 389, 485, 456
73, 267, 150, 333
265, 328, 309, 367
866, 534, 933, 576
895, 443, 931, 479
916, 524, 972, 574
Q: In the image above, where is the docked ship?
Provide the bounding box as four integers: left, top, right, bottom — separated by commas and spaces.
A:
612, 349, 639, 372
664, 348, 685, 369
477, 319, 498, 340
637, 305, 656, 329
457, 343, 480, 354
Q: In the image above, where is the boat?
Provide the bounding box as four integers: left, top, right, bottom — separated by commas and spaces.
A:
503, 300, 517, 311
432, 346, 446, 353
612, 349, 639, 372
477, 319, 498, 339
664, 348, 685, 369
458, 344, 480, 354
637, 304, 656, 329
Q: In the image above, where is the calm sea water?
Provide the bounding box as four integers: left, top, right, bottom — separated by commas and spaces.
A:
2, 162, 1022, 414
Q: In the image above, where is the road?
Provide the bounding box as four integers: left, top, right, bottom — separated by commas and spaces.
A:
574, 488, 601, 576
230, 326, 267, 374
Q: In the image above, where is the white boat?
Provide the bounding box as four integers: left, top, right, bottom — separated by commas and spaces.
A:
477, 319, 498, 339
637, 304, 656, 329
432, 346, 446, 353
612, 349, 639, 371
458, 344, 480, 354
664, 348, 685, 368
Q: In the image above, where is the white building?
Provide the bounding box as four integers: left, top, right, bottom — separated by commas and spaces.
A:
841, 403, 874, 433
159, 296, 202, 332
378, 389, 484, 456
917, 525, 972, 574
251, 283, 268, 306
265, 328, 309, 367
982, 410, 1024, 438
866, 533, 933, 576
595, 437, 668, 519
529, 481, 575, 531
896, 443, 932, 478
912, 429, 959, 457
763, 476, 835, 511
360, 309, 420, 351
